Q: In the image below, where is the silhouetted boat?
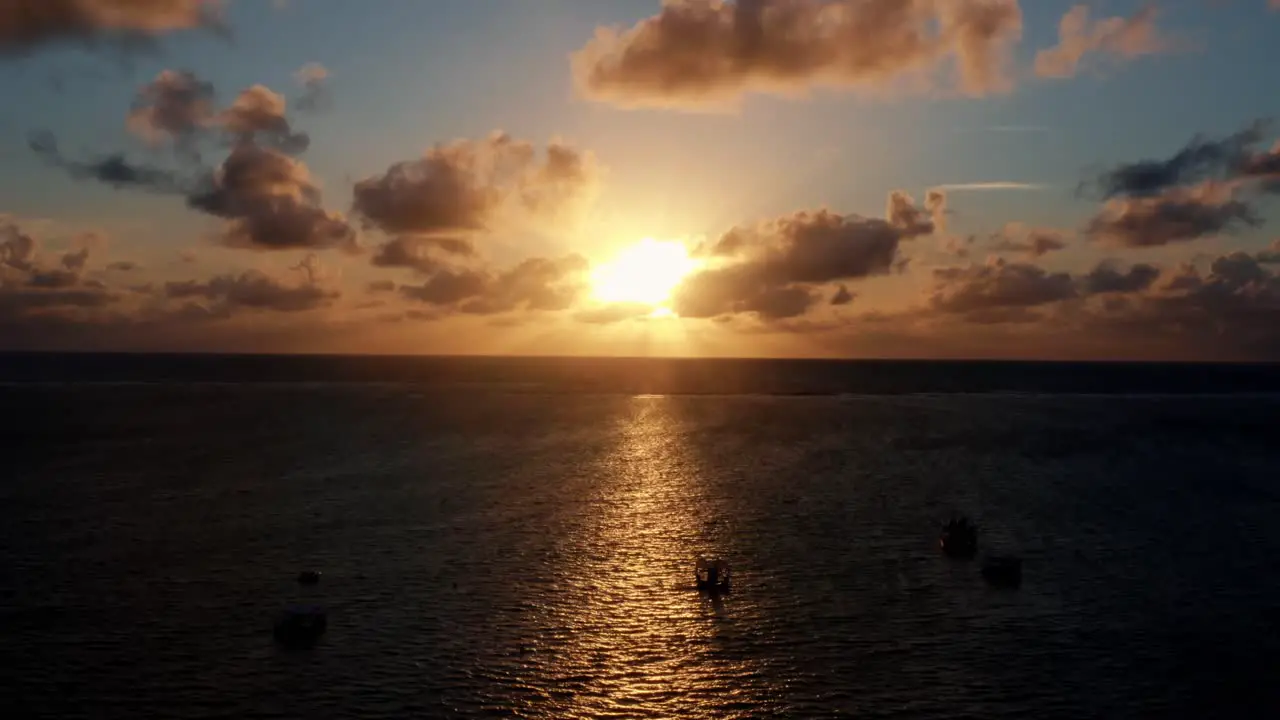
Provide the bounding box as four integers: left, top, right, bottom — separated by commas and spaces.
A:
695, 557, 731, 593
981, 556, 1022, 587
940, 516, 978, 558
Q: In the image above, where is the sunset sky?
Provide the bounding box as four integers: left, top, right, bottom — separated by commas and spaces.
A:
3, 0, 1280, 359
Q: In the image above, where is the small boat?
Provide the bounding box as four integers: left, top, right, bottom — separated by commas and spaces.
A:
940, 516, 978, 558
274, 604, 327, 648
981, 556, 1022, 588
695, 557, 731, 594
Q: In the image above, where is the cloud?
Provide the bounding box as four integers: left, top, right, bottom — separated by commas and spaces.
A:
187, 143, 356, 251
295, 62, 330, 112
0, 218, 120, 332
370, 235, 475, 275
0, 0, 221, 56
1087, 122, 1268, 199
218, 84, 310, 153
164, 267, 340, 314
926, 257, 1077, 316
989, 224, 1070, 257
674, 193, 939, 320
30, 130, 187, 194
1080, 260, 1160, 294
1035, 4, 1170, 78
831, 284, 855, 305
1086, 181, 1258, 248
353, 133, 601, 238
572, 0, 1023, 110
1239, 140, 1280, 191
127, 70, 217, 153
931, 181, 1045, 191
1, 220, 38, 271
399, 254, 589, 315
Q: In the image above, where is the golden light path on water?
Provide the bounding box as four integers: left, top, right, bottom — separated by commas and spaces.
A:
527, 395, 785, 718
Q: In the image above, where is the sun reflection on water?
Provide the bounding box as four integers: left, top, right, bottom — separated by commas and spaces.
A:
520, 395, 783, 718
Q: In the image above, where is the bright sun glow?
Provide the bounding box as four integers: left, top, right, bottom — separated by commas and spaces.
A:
590, 238, 699, 309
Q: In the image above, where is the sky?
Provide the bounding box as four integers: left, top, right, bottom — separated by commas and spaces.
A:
2, 0, 1280, 360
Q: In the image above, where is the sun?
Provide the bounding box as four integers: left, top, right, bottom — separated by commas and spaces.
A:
590, 238, 699, 309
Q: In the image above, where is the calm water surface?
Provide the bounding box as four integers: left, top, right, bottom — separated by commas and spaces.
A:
3, 380, 1280, 718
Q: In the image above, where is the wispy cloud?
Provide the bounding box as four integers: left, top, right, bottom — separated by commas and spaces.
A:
932, 182, 1048, 192
960, 125, 1055, 134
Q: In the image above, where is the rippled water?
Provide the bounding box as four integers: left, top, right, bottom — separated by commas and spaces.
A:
4, 383, 1280, 718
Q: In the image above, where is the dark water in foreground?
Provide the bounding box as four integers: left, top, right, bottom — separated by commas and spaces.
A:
3, 355, 1280, 718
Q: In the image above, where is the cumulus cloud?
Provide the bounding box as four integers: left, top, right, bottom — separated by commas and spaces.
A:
218, 84, 310, 153
353, 133, 600, 238
1086, 181, 1258, 248
186, 143, 356, 251
572, 0, 1024, 109
1080, 260, 1160, 294
674, 193, 938, 320
926, 257, 1077, 316
0, 218, 120, 332
127, 70, 217, 153
989, 224, 1070, 257
0, 0, 221, 55
1035, 4, 1169, 78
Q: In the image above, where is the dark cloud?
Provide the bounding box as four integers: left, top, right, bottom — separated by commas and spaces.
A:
352, 133, 600, 237
831, 284, 855, 306
1087, 122, 1268, 199
400, 269, 489, 306
572, 0, 1024, 108
1086, 182, 1258, 248
1035, 4, 1168, 78
1239, 141, 1280, 191
989, 225, 1070, 257
186, 144, 356, 251
926, 258, 1077, 315
673, 194, 938, 320
30, 131, 187, 194
370, 235, 475, 275
1081, 261, 1160, 294
0, 219, 121, 335
27, 268, 81, 289
399, 254, 589, 316
0, 0, 220, 56
1256, 239, 1280, 264
164, 268, 339, 313
107, 261, 139, 271
1, 220, 38, 271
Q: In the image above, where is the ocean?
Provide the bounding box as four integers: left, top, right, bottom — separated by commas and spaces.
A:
3, 354, 1280, 718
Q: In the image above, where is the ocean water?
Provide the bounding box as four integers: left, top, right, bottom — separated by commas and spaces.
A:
3, 355, 1280, 718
